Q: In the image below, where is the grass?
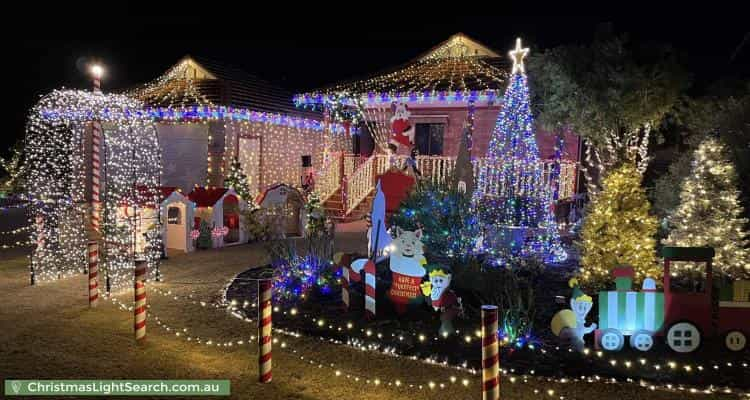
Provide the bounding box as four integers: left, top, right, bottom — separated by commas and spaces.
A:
0, 232, 742, 399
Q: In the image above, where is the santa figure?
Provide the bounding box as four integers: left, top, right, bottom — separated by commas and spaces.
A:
389, 102, 415, 149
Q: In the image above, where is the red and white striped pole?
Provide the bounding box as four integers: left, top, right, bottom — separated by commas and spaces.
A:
342, 266, 350, 310
90, 64, 103, 234
258, 279, 273, 383
364, 260, 376, 319
336, 254, 352, 310
134, 260, 147, 342
87, 241, 99, 307
482, 305, 500, 400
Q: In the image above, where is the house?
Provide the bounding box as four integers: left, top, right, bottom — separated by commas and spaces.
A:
187, 186, 246, 247
294, 33, 581, 220
131, 56, 350, 197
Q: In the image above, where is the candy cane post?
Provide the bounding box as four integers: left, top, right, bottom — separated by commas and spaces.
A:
90, 64, 104, 234
258, 278, 273, 383
134, 260, 147, 342
364, 260, 376, 319
87, 241, 99, 307
481, 305, 500, 400
364, 221, 381, 319
342, 266, 350, 310
335, 253, 352, 310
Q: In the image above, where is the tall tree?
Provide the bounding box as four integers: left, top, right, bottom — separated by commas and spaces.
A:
473, 39, 565, 263
528, 25, 690, 192
679, 81, 750, 212
663, 137, 750, 279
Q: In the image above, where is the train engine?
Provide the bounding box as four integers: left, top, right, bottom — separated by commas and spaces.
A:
595, 247, 749, 353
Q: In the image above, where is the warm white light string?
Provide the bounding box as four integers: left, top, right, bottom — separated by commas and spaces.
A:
129, 277, 749, 397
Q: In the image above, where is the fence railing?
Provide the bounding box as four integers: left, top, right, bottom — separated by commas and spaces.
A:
314, 152, 343, 203
337, 154, 577, 215
344, 154, 376, 214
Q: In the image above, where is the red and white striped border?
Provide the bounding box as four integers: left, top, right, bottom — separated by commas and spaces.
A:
364, 260, 376, 319
258, 279, 273, 383
87, 241, 99, 307
482, 305, 500, 400
134, 261, 147, 342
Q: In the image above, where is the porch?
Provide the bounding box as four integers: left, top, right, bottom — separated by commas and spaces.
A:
316, 153, 577, 221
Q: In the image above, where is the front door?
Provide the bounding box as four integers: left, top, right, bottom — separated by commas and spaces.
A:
166, 205, 186, 251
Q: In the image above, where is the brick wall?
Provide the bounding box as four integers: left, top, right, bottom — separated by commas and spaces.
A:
409, 106, 580, 161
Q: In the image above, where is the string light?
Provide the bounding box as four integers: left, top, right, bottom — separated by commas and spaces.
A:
472, 39, 566, 264
294, 34, 508, 109
663, 137, 750, 278
579, 163, 659, 287
26, 89, 161, 284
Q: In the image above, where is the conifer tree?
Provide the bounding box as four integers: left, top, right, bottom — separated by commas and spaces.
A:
579, 163, 659, 288
664, 137, 750, 279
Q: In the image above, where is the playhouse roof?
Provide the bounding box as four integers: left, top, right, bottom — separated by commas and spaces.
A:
294, 33, 509, 106
188, 187, 229, 207
131, 56, 319, 119
160, 186, 179, 199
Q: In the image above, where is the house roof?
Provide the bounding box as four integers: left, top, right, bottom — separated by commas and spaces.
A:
294, 33, 509, 106
188, 187, 229, 208
131, 56, 320, 119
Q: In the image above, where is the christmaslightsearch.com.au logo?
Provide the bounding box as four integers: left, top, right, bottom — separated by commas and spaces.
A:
4, 380, 230, 396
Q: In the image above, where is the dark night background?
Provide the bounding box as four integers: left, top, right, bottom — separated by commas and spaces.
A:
6, 15, 748, 157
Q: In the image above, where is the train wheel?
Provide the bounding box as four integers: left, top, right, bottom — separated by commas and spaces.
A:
599, 328, 624, 351
666, 322, 701, 353
629, 330, 654, 352
724, 330, 747, 352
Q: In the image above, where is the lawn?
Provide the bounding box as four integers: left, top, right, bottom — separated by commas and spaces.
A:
0, 230, 743, 399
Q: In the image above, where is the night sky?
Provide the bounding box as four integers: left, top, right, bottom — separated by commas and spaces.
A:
7, 16, 748, 156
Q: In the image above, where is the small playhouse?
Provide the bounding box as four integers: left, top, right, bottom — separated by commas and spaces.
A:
187, 187, 247, 248
160, 187, 195, 254
255, 183, 305, 238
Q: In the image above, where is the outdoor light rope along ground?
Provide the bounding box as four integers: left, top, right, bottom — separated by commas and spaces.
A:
105, 292, 746, 399
104, 294, 482, 393
159, 275, 750, 383
0, 225, 32, 235
137, 277, 748, 398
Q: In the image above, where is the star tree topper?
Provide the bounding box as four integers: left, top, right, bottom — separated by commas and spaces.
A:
509, 37, 529, 74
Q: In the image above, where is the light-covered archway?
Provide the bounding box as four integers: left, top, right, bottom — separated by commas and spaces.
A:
26, 90, 161, 287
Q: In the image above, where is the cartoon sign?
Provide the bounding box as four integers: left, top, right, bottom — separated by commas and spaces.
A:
387, 227, 427, 313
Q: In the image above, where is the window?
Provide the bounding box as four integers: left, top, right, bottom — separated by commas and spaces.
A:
167, 207, 182, 225
415, 123, 444, 155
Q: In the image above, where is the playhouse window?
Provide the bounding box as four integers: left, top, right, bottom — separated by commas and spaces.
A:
167, 207, 182, 224
415, 123, 444, 155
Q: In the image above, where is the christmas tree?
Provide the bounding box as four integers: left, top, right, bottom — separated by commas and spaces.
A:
389, 181, 480, 259
472, 38, 565, 263
224, 157, 252, 200
196, 220, 213, 250
304, 192, 326, 238
663, 137, 750, 279
578, 163, 659, 289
